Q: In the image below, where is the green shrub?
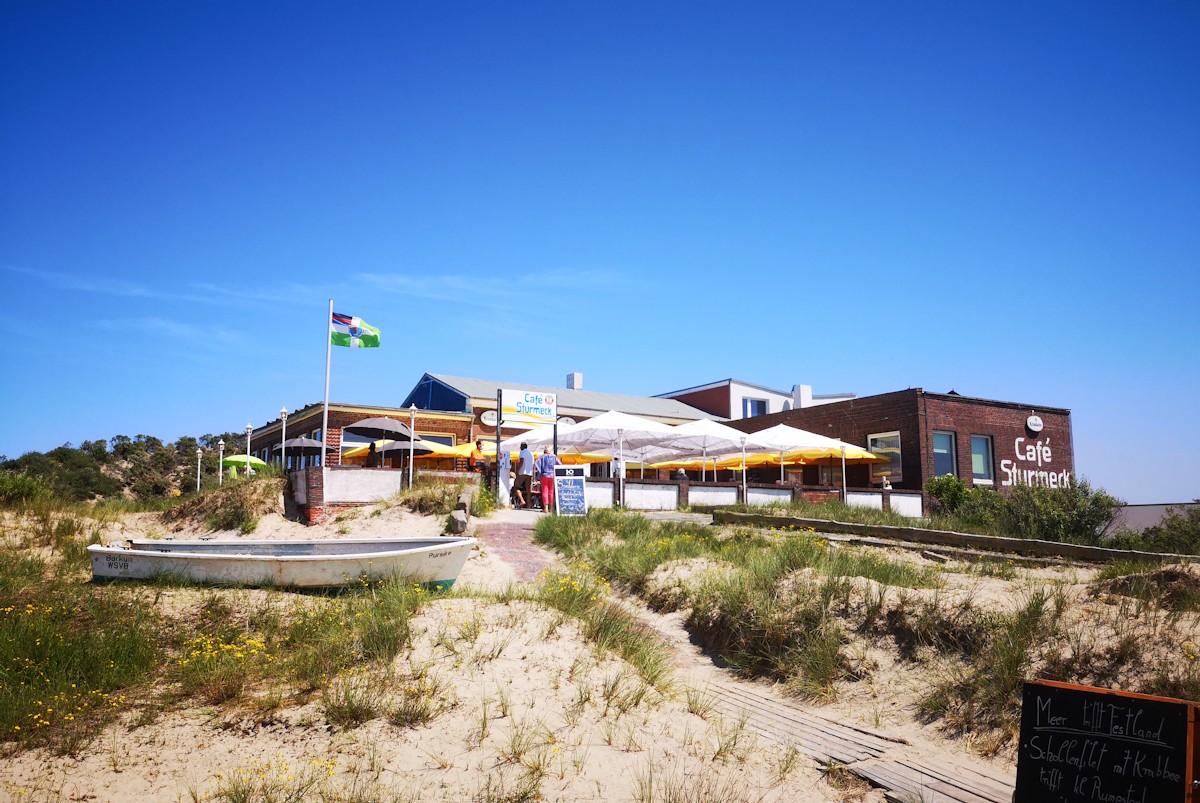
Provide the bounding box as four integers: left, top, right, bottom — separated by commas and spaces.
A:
163, 476, 284, 534
399, 477, 465, 515
1138, 505, 1200, 555
0, 563, 163, 753
925, 474, 969, 514
996, 480, 1120, 544
0, 471, 51, 508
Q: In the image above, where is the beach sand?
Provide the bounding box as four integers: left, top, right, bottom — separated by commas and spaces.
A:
1, 503, 1019, 802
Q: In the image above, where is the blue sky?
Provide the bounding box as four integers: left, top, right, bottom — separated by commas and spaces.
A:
2, 1, 1197, 504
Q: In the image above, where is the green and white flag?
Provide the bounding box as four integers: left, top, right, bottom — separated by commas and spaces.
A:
331, 311, 380, 348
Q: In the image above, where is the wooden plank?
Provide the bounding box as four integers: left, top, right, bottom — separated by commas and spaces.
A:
699, 674, 1015, 803
708, 686, 888, 763
899, 756, 1014, 799
710, 698, 875, 764
709, 681, 900, 751
855, 761, 986, 803
708, 679, 902, 746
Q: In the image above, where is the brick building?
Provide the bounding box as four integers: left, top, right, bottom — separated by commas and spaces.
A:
728, 389, 1074, 495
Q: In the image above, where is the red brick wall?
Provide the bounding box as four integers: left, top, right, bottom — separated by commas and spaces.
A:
730, 389, 923, 490
664, 386, 732, 418
922, 395, 1073, 492
726, 389, 1074, 496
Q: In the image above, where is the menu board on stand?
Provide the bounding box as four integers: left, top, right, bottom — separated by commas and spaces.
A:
1015, 679, 1197, 803
553, 466, 587, 516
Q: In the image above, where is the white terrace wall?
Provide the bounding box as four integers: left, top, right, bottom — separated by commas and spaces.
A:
324, 467, 407, 502
624, 482, 679, 510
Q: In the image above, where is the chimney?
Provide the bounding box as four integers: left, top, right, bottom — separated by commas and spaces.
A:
566, 372, 583, 390
793, 384, 813, 408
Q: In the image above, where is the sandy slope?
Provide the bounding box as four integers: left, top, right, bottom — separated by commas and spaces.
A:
2, 505, 865, 802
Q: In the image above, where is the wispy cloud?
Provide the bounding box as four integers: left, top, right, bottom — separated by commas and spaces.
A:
4, 264, 217, 303
358, 267, 627, 313
95, 317, 241, 346
5, 264, 327, 310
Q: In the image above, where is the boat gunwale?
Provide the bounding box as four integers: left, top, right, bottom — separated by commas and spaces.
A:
88, 537, 477, 563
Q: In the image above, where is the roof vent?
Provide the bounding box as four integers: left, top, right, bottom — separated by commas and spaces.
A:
566, 372, 583, 390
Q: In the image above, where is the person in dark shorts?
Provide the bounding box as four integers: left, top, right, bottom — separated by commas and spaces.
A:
515, 442, 535, 508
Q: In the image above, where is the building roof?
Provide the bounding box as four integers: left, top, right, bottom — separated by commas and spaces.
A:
654, 377, 795, 399
920, 390, 1071, 415
407, 373, 714, 423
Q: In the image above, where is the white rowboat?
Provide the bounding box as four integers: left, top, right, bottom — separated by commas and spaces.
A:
87, 536, 476, 589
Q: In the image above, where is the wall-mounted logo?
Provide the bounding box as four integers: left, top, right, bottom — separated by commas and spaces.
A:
1026, 415, 1044, 434
481, 410, 497, 426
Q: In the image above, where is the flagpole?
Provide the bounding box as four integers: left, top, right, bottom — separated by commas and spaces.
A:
322, 299, 332, 465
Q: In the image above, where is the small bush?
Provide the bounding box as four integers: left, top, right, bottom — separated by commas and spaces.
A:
925, 474, 969, 515
162, 476, 284, 533
0, 566, 163, 754
398, 477, 466, 516
996, 480, 1121, 545
1138, 505, 1200, 555
0, 471, 51, 508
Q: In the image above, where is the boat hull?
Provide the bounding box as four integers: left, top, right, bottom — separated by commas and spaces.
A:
88, 537, 476, 589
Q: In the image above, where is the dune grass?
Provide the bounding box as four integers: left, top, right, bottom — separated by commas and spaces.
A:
534, 509, 940, 700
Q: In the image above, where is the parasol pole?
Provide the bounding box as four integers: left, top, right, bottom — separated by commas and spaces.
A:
740, 437, 747, 504
322, 299, 333, 466
618, 430, 625, 507
840, 446, 847, 502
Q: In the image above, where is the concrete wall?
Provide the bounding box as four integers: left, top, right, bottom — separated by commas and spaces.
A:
625, 483, 679, 510
324, 467, 407, 502
290, 470, 307, 504
746, 487, 792, 506
586, 481, 616, 509
689, 486, 740, 507
846, 490, 883, 511
890, 492, 924, 518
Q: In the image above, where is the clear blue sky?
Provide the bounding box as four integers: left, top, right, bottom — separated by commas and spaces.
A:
2, 1, 1197, 504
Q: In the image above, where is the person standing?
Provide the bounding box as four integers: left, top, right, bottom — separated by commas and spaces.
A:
515, 442, 535, 509
365, 442, 380, 468
537, 446, 561, 512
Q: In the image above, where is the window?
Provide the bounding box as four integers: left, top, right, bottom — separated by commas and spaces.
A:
743, 398, 768, 418
311, 430, 322, 466
933, 432, 957, 477
971, 435, 994, 483
867, 431, 902, 483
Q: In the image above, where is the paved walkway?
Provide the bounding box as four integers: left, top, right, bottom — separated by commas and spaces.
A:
469, 509, 1015, 803
471, 508, 560, 582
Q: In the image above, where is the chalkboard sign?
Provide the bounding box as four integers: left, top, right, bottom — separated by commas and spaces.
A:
554, 466, 587, 516
1015, 680, 1195, 803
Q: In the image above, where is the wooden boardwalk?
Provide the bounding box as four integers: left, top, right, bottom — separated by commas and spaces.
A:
708, 679, 1015, 803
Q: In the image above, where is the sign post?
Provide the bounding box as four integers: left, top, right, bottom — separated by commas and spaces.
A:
553, 465, 587, 516
1015, 680, 1197, 803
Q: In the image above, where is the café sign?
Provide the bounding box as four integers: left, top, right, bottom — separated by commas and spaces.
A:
1001, 435, 1072, 489
500, 389, 558, 428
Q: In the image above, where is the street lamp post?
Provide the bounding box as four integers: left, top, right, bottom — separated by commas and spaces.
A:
218, 440, 225, 485
280, 407, 288, 469
196, 448, 203, 493
246, 424, 253, 476
408, 404, 417, 489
